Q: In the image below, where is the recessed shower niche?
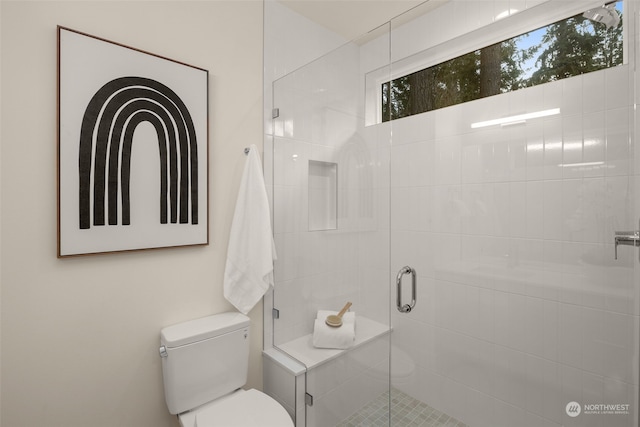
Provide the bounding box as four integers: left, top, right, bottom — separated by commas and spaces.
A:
308, 160, 337, 231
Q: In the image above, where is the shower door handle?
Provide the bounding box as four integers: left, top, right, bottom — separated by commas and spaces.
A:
396, 266, 416, 313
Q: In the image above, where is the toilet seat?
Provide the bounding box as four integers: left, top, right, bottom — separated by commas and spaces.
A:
179, 389, 294, 427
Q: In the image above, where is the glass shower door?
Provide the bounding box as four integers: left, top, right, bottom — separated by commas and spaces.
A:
269, 24, 393, 427
387, 1, 639, 427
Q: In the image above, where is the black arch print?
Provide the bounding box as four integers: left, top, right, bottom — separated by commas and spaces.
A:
78, 77, 199, 229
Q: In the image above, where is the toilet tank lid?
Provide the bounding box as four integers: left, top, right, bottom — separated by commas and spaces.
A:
161, 312, 250, 348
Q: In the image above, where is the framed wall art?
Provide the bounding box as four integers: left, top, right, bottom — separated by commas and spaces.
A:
57, 26, 209, 257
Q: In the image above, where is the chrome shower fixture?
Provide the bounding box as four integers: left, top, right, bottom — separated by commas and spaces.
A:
583, 3, 621, 29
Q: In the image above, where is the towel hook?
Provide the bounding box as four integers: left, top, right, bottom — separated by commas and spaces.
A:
244, 147, 250, 155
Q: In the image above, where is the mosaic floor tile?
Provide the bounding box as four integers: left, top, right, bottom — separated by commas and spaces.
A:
336, 388, 468, 427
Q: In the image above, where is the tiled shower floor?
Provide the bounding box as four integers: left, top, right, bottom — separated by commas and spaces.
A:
336, 388, 468, 427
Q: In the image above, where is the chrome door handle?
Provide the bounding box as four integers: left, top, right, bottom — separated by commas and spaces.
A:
396, 266, 416, 313
614, 230, 640, 260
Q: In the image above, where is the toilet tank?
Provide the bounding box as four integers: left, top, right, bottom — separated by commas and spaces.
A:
160, 312, 250, 415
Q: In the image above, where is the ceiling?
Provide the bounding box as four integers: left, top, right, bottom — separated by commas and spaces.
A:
277, 0, 430, 41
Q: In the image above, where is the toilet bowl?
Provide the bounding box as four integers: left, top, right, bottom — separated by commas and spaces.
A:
159, 313, 294, 427
178, 389, 293, 427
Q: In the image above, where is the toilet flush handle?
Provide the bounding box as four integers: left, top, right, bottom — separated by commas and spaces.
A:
159, 345, 168, 358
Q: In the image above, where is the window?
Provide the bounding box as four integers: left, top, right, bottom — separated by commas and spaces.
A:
382, 1, 624, 122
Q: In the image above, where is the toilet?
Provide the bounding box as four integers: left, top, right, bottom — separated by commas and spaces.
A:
159, 312, 294, 427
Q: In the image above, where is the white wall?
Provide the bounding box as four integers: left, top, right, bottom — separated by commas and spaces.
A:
1, 1, 263, 426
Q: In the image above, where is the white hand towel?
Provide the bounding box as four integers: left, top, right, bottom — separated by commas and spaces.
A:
223, 145, 277, 315
312, 310, 356, 350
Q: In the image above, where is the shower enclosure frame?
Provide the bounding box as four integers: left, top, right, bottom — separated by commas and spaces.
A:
263, 1, 640, 426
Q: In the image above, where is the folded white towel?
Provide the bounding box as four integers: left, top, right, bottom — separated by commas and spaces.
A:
312, 310, 356, 350
223, 145, 277, 315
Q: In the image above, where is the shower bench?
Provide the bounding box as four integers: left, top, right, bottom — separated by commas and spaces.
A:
263, 316, 391, 427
